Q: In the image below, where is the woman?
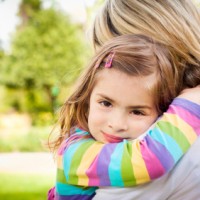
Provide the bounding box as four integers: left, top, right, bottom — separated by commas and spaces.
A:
88, 0, 200, 199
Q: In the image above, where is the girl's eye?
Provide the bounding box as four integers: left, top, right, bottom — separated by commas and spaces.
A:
100, 101, 112, 107
131, 110, 144, 116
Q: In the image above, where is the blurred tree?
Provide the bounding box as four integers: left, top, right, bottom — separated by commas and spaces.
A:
84, 0, 104, 25
0, 8, 87, 117
0, 45, 5, 76
0, 48, 4, 59
193, 0, 200, 6
18, 0, 42, 28
94, 0, 104, 7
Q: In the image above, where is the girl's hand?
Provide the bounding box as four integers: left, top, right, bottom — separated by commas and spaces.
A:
178, 85, 200, 105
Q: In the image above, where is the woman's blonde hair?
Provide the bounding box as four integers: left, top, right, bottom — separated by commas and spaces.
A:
50, 34, 186, 150
89, 0, 200, 88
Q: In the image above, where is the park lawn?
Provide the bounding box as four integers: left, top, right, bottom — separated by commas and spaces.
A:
0, 172, 55, 200
0, 126, 52, 152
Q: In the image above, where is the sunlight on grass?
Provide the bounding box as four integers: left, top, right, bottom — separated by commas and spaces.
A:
0, 126, 52, 152
0, 173, 55, 200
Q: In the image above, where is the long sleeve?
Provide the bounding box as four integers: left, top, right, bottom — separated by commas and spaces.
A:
55, 98, 200, 198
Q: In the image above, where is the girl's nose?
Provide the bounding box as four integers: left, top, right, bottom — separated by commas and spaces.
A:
108, 111, 128, 132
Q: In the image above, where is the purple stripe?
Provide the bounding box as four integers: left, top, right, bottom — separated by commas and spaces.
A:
140, 140, 165, 179
145, 135, 174, 171
97, 143, 118, 186
172, 98, 200, 118
56, 194, 95, 200
168, 104, 200, 136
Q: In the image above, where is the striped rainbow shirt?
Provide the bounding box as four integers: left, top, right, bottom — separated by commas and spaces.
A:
52, 98, 200, 200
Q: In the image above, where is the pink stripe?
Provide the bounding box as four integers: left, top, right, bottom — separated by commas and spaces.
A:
57, 141, 68, 155
140, 140, 165, 179
168, 105, 200, 136
57, 134, 85, 155
86, 155, 100, 186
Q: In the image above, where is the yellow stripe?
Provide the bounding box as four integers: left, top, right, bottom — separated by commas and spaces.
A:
131, 141, 150, 184
57, 155, 63, 169
77, 142, 104, 185
162, 113, 197, 144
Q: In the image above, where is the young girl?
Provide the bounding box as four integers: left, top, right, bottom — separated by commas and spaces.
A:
48, 34, 200, 199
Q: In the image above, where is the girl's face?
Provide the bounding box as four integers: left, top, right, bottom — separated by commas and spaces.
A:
88, 68, 158, 143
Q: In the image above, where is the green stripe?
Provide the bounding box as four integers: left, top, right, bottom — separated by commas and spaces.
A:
57, 168, 67, 184
68, 140, 94, 184
157, 121, 190, 152
121, 141, 136, 186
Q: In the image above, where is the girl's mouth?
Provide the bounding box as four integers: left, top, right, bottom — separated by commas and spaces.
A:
102, 132, 124, 143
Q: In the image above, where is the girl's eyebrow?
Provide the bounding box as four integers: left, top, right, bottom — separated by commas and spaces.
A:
128, 105, 152, 110
96, 93, 114, 102
96, 93, 152, 110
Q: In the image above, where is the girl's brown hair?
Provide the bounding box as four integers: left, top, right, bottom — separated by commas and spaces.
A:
50, 34, 185, 150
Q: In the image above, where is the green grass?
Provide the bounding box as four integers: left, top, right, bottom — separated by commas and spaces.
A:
0, 173, 55, 200
0, 126, 52, 152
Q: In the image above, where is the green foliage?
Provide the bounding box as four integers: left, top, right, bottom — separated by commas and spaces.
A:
0, 173, 54, 200
0, 86, 9, 112
18, 0, 42, 19
0, 87, 56, 125
85, 0, 104, 25
0, 49, 4, 59
0, 49, 5, 79
0, 8, 89, 115
1, 9, 86, 89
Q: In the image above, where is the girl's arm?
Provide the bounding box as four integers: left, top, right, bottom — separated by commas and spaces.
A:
56, 87, 200, 192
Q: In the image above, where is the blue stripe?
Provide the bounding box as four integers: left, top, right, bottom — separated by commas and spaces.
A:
75, 127, 89, 135
108, 142, 124, 186
149, 127, 182, 162
63, 139, 87, 180
56, 182, 97, 196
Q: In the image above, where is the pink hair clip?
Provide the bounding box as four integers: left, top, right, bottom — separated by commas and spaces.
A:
94, 60, 101, 69
105, 52, 115, 68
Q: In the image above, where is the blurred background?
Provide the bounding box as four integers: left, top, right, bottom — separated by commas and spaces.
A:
0, 0, 199, 199
0, 0, 103, 199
